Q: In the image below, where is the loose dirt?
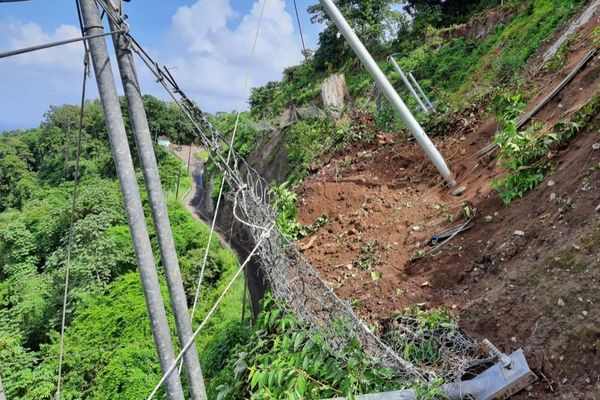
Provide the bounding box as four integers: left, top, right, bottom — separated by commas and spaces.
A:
295, 12, 600, 398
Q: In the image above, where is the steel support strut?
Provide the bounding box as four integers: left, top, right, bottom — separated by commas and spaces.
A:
77, 0, 185, 398
388, 56, 429, 114
107, 3, 207, 399
318, 0, 455, 187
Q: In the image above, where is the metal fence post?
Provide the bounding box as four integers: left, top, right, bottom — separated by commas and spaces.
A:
107, 6, 208, 399
408, 72, 436, 113
318, 0, 455, 187
388, 56, 429, 114
78, 1, 185, 398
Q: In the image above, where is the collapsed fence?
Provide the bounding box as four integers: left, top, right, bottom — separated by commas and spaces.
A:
97, 13, 492, 389
98, 0, 491, 393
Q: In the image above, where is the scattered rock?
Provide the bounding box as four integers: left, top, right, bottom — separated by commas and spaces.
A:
582, 310, 589, 317
557, 298, 565, 307
298, 235, 318, 251
547, 180, 556, 187
592, 143, 600, 150
484, 215, 494, 222
550, 192, 557, 202
513, 230, 525, 237
596, 204, 600, 213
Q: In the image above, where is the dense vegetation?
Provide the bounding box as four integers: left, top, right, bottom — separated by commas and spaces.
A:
1, 0, 594, 398
0, 97, 243, 399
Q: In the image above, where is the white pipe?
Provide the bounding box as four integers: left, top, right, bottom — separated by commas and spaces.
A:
389, 56, 429, 114
408, 71, 436, 113
318, 0, 455, 187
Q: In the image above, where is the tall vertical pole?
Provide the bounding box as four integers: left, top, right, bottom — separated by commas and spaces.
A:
0, 372, 6, 400
388, 56, 429, 114
408, 72, 436, 113
106, 4, 207, 399
78, 1, 185, 399
319, 0, 455, 187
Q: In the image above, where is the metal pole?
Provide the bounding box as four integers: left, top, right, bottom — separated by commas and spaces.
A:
388, 56, 429, 114
0, 29, 124, 60
77, 1, 185, 399
408, 72, 436, 112
107, 6, 207, 399
319, 0, 455, 187
0, 372, 6, 400
175, 166, 182, 200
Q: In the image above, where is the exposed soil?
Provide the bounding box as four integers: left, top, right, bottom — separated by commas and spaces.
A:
295, 11, 600, 399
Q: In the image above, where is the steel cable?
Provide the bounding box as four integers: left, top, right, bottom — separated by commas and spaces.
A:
55, 3, 90, 397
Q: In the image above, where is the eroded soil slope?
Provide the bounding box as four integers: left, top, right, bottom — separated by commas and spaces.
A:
295, 9, 600, 399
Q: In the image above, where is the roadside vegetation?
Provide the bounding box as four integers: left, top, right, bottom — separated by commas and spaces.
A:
1, 0, 595, 398
0, 98, 243, 399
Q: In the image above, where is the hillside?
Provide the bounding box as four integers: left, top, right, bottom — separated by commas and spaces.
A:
1, 0, 599, 399
199, 0, 599, 398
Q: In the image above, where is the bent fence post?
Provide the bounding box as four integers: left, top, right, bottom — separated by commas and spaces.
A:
408, 72, 436, 113
388, 56, 430, 114
318, 0, 455, 187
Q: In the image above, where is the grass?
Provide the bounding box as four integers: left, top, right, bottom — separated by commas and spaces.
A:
194, 150, 209, 161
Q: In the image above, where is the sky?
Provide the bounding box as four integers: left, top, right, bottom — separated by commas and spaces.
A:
0, 0, 322, 131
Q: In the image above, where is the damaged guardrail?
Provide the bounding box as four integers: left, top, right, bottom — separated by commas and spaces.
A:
324, 340, 537, 400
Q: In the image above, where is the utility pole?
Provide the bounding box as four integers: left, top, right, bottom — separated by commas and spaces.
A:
106, 2, 207, 399
78, 1, 185, 399
0, 372, 6, 400
388, 56, 429, 114
318, 0, 456, 187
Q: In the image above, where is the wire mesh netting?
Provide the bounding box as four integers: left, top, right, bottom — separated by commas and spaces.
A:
178, 98, 491, 385
92, 2, 492, 384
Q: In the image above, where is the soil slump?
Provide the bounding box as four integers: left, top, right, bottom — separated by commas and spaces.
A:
295, 14, 600, 398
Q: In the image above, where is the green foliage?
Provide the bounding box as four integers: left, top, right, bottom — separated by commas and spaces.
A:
545, 35, 576, 73
493, 122, 556, 204
270, 182, 303, 239
194, 150, 209, 161
0, 99, 244, 399
249, 63, 322, 118
285, 116, 334, 181
386, 308, 458, 367
355, 240, 380, 270
404, 0, 503, 28
593, 26, 600, 46
269, 182, 329, 241
215, 296, 401, 399
493, 93, 599, 204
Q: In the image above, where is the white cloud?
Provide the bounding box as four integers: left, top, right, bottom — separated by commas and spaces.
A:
2, 21, 84, 71
167, 0, 304, 111
0, 20, 93, 128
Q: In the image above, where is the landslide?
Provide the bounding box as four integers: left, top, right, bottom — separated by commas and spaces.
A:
294, 4, 600, 399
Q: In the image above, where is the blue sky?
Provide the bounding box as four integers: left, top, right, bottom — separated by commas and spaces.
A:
0, 0, 321, 131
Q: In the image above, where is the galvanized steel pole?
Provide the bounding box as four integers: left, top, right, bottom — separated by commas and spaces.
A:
108, 6, 207, 397
408, 72, 436, 112
388, 56, 429, 114
78, 1, 185, 398
318, 0, 455, 187
0, 373, 6, 400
